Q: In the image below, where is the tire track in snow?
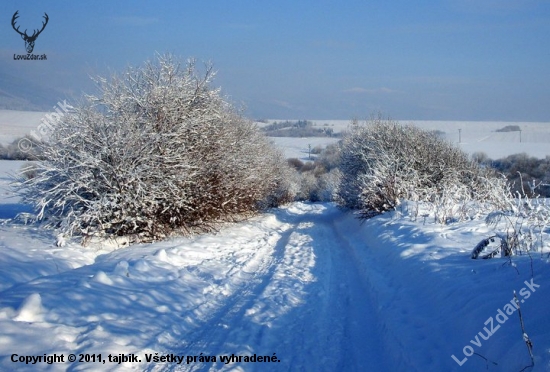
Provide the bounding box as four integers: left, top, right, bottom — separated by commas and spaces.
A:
332, 216, 433, 372
148, 204, 390, 371
165, 204, 387, 371
163, 215, 303, 372
276, 216, 388, 372
189, 231, 291, 348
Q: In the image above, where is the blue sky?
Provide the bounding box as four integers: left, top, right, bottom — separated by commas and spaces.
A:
1, 0, 549, 120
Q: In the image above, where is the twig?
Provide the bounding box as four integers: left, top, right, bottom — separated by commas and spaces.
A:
473, 352, 498, 370
513, 291, 535, 371
527, 250, 534, 279
502, 256, 520, 275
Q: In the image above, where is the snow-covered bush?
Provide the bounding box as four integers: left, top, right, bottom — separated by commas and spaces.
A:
17, 55, 292, 243
293, 168, 341, 203
289, 143, 342, 202
337, 116, 508, 221
317, 168, 342, 202
296, 171, 319, 201
0, 136, 43, 160
315, 142, 342, 172
485, 190, 550, 256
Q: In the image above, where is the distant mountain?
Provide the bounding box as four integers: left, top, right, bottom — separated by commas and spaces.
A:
0, 71, 67, 111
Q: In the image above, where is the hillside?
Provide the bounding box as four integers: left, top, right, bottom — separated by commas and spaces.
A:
0, 71, 67, 112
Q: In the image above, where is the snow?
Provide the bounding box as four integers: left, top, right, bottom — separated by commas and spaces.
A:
1, 159, 549, 371
261, 119, 550, 160
405, 120, 550, 159
1, 113, 550, 371
267, 137, 340, 161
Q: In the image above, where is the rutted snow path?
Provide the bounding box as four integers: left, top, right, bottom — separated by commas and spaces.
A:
165, 203, 387, 372
0, 203, 386, 372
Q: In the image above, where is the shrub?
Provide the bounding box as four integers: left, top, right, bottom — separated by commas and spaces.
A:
296, 171, 319, 201
315, 142, 341, 171
491, 153, 550, 197
300, 162, 316, 172
0, 136, 43, 160
17, 55, 292, 243
471, 151, 490, 165
310, 145, 323, 154
337, 116, 508, 221
286, 145, 342, 202
317, 168, 342, 202
287, 158, 304, 171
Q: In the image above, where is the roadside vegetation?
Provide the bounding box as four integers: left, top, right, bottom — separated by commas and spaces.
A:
14, 55, 294, 244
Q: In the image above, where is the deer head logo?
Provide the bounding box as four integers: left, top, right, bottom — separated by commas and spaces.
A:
11, 11, 49, 54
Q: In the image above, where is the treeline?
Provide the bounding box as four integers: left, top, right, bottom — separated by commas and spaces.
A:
495, 125, 521, 132
260, 120, 339, 137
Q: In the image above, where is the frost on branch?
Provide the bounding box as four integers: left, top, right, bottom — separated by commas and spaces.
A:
16, 54, 293, 243
336, 116, 508, 222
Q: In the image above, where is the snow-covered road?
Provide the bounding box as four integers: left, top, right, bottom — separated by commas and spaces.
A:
0, 203, 391, 372
0, 155, 391, 371
173, 203, 387, 372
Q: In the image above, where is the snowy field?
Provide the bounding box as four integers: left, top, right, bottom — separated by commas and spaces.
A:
261, 119, 550, 160
267, 137, 341, 161
0, 110, 47, 146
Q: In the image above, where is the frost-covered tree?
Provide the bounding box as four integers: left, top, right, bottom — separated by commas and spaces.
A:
17, 55, 293, 243
337, 116, 508, 221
